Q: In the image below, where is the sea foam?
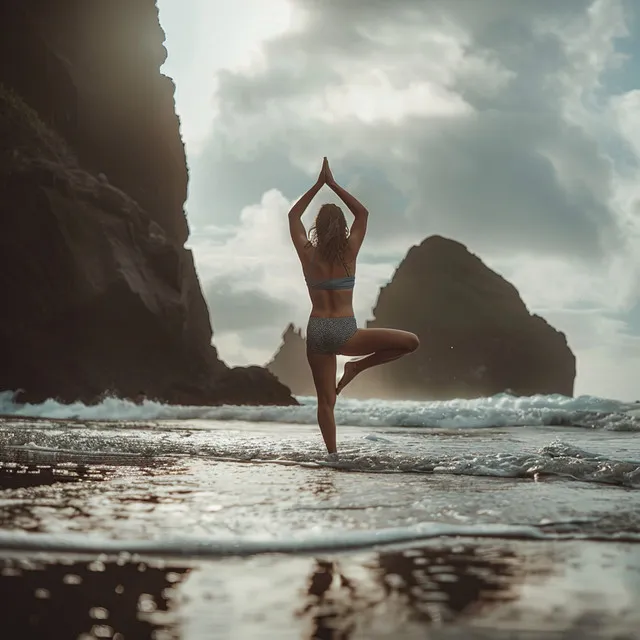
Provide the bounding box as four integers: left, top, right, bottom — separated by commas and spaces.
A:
1, 390, 638, 431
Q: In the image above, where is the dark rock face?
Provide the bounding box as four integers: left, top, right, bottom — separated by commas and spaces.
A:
0, 0, 295, 406
267, 236, 576, 400
0, 0, 187, 244
347, 235, 576, 399
266, 325, 315, 397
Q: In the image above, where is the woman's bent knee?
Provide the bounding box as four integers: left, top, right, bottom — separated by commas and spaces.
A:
398, 331, 419, 352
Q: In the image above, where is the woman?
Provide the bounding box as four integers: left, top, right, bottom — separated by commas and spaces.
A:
288, 157, 419, 454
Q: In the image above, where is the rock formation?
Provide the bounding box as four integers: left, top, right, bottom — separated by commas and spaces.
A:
266, 324, 315, 397
268, 236, 576, 400
0, 0, 295, 406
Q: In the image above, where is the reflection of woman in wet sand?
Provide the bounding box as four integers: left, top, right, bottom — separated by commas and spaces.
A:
288, 158, 419, 454
299, 560, 356, 639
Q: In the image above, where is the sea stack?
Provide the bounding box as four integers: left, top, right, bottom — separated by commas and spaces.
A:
266, 324, 315, 397
0, 0, 295, 406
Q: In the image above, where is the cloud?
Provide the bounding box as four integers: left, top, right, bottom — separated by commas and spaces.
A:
204, 280, 298, 333
188, 187, 309, 366
542, 308, 640, 400
189, 0, 634, 261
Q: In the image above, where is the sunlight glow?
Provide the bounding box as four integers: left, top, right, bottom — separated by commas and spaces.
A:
158, 0, 294, 152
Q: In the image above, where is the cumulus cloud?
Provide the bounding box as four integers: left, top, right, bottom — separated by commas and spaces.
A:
161, 0, 640, 398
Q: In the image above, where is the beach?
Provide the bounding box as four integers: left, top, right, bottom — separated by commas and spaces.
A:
3, 0, 640, 637
0, 393, 639, 638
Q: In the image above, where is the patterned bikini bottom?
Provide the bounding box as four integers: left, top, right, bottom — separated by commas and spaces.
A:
306, 316, 358, 354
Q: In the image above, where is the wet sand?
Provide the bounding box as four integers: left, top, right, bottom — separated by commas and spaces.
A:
0, 459, 638, 540
1, 539, 639, 639
0, 459, 639, 638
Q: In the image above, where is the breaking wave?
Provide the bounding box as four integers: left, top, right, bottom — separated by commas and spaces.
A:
1, 390, 639, 431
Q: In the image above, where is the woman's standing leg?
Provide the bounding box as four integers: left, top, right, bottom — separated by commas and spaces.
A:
307, 350, 338, 453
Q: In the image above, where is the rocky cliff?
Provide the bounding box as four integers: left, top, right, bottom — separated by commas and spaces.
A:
266, 324, 315, 397
0, 0, 295, 406
268, 236, 576, 400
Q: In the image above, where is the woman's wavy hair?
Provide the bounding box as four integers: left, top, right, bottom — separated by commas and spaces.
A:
307, 203, 350, 270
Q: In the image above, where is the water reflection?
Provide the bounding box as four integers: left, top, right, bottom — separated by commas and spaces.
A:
0, 556, 189, 639
0, 463, 110, 489
300, 560, 358, 639
1, 445, 161, 467
0, 463, 112, 532
299, 544, 522, 639
0, 462, 179, 534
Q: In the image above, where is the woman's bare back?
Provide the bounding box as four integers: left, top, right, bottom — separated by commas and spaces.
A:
303, 246, 357, 318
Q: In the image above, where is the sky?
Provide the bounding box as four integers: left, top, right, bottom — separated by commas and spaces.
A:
156, 0, 640, 401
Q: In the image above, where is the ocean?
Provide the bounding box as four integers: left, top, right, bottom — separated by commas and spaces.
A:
1, 390, 639, 639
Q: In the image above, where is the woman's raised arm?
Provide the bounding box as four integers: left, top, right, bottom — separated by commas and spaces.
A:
324, 160, 369, 254
288, 158, 326, 256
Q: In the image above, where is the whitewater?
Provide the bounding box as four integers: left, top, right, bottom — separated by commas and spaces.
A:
3, 390, 639, 430
1, 390, 639, 489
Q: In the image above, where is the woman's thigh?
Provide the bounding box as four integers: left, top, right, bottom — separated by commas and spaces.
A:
338, 328, 419, 357
306, 351, 337, 402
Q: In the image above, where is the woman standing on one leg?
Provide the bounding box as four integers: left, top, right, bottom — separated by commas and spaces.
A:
288, 158, 420, 454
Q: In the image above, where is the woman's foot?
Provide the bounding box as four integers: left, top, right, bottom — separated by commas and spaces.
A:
336, 360, 360, 395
